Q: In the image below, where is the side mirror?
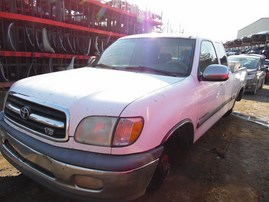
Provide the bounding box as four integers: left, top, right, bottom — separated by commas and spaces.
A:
202, 64, 229, 81
228, 61, 241, 73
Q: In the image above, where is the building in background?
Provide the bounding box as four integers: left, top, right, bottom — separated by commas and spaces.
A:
224, 17, 269, 58
237, 17, 269, 39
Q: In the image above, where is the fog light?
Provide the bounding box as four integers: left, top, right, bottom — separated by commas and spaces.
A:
74, 175, 103, 190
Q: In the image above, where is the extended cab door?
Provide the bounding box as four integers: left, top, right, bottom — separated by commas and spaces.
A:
215, 42, 234, 103
196, 40, 226, 130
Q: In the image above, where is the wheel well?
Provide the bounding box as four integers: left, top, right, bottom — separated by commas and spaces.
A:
164, 122, 194, 151
237, 87, 245, 101
148, 122, 194, 189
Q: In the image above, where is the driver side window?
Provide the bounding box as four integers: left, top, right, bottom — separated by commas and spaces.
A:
199, 41, 218, 74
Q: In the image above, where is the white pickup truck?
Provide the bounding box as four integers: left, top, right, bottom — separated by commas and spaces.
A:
0, 33, 247, 201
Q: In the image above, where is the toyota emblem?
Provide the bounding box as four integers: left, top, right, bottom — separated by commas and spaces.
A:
20, 106, 31, 120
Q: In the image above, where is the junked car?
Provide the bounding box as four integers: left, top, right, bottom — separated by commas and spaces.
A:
228, 54, 266, 94
264, 59, 269, 83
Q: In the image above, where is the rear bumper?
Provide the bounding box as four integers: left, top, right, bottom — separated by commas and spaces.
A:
0, 112, 162, 201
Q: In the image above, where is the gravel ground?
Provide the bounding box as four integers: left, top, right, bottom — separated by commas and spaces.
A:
0, 84, 269, 202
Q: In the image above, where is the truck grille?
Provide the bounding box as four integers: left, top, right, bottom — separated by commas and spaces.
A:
4, 93, 68, 141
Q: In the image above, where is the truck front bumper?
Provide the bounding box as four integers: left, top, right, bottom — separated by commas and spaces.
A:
245, 79, 257, 92
0, 112, 162, 201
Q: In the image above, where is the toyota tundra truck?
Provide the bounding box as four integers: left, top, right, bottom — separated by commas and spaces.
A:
0, 33, 247, 201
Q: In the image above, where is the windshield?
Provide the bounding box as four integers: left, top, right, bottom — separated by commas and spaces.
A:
95, 37, 195, 77
228, 57, 259, 70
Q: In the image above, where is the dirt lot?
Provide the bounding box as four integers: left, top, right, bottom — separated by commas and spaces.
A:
0, 84, 269, 202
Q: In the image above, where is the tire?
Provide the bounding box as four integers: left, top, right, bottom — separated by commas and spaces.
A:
178, 126, 193, 150
252, 84, 258, 95
148, 151, 170, 190
260, 79, 265, 89
236, 87, 245, 101
148, 125, 192, 190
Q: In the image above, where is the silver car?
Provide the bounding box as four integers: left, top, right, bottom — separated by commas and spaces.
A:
228, 54, 266, 94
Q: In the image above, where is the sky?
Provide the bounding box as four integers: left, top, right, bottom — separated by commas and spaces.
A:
128, 0, 269, 43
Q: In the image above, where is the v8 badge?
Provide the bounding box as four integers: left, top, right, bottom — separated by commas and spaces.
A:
44, 127, 54, 136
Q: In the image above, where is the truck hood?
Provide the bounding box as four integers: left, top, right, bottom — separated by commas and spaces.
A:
11, 67, 183, 115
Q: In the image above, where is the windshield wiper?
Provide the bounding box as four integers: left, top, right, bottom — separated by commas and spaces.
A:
93, 64, 182, 76
93, 63, 117, 69
124, 66, 179, 77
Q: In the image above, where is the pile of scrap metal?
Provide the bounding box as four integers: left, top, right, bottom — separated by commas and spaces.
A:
224, 31, 269, 58
0, 0, 162, 84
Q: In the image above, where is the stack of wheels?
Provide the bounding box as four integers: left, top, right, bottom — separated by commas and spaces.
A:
4, 21, 108, 56
0, 0, 162, 82
0, 21, 110, 81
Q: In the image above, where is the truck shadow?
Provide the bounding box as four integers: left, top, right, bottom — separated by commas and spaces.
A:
0, 174, 77, 202
138, 115, 269, 202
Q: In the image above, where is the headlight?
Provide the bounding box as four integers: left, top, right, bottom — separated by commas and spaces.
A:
75, 116, 143, 147
75, 116, 117, 146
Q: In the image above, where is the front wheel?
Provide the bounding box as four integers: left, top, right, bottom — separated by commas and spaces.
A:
148, 151, 170, 190
252, 84, 258, 95
260, 79, 265, 89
